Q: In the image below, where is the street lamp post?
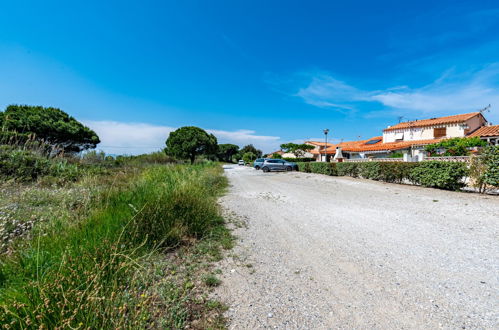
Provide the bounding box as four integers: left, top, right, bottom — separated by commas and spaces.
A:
323, 128, 329, 162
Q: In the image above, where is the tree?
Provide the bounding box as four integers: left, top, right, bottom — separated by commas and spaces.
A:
1, 105, 100, 152
165, 126, 218, 164
272, 152, 282, 159
217, 144, 239, 163
240, 144, 262, 158
242, 152, 256, 164
280, 143, 314, 157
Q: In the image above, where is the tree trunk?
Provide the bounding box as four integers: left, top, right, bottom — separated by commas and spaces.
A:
190, 154, 195, 164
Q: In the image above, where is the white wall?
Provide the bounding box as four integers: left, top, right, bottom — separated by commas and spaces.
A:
383, 121, 479, 143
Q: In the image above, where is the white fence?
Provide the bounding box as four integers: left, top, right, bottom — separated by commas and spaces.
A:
424, 156, 471, 163
342, 158, 403, 163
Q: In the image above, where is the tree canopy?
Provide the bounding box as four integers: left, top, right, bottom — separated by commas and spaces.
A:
240, 144, 262, 158
165, 126, 218, 164
217, 143, 239, 162
280, 143, 314, 157
0, 105, 100, 152
242, 152, 256, 163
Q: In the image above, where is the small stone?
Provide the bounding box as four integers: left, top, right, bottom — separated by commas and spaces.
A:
268, 313, 273, 318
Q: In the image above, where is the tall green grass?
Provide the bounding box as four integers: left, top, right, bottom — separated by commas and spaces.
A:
0, 163, 228, 328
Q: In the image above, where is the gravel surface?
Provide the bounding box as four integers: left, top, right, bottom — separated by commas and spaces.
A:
213, 165, 499, 329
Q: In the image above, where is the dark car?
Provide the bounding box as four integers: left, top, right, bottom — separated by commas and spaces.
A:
261, 159, 297, 172
253, 158, 267, 170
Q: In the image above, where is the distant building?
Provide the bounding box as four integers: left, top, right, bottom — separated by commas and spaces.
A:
306, 112, 497, 162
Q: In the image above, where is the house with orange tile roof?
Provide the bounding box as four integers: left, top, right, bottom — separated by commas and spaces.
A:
306, 111, 496, 162
382, 112, 487, 143
467, 124, 499, 145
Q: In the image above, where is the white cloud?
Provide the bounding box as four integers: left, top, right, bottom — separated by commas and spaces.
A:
83, 121, 282, 155
295, 75, 364, 111
293, 64, 499, 123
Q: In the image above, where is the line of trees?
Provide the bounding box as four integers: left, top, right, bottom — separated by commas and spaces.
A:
164, 126, 264, 164
0, 105, 269, 164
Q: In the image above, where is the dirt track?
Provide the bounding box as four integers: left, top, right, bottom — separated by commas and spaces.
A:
213, 165, 499, 329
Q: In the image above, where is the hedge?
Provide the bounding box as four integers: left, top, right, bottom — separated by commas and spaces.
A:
282, 157, 315, 162
296, 161, 470, 190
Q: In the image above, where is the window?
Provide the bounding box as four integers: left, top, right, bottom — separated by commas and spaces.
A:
395, 132, 404, 140
434, 127, 446, 138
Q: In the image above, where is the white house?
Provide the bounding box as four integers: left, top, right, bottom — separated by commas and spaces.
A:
382, 112, 487, 143
305, 112, 496, 162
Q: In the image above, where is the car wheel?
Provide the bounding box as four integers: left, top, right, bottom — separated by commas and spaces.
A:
255, 166, 260, 170
262, 167, 269, 173
286, 166, 292, 171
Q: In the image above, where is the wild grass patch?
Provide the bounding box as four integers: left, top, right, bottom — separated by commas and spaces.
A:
0, 163, 232, 328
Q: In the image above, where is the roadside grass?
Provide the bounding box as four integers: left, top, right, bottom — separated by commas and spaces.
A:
0, 162, 233, 328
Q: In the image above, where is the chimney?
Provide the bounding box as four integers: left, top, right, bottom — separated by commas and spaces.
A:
333, 147, 344, 162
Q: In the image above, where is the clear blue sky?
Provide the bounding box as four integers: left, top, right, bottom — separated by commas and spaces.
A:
1, 0, 498, 154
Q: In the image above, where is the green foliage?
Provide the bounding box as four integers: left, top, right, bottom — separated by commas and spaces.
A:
240, 144, 262, 158
0, 164, 229, 328
297, 160, 469, 190
425, 137, 486, 156
482, 146, 499, 187
165, 126, 218, 164
388, 152, 404, 158
1, 105, 100, 152
0, 147, 82, 183
217, 143, 239, 162
409, 161, 468, 190
242, 152, 256, 163
272, 152, 283, 159
357, 162, 418, 183
283, 157, 315, 162
336, 163, 360, 177
280, 143, 314, 157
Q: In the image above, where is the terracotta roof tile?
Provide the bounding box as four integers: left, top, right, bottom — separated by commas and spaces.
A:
467, 125, 499, 137
383, 112, 481, 132
312, 138, 444, 154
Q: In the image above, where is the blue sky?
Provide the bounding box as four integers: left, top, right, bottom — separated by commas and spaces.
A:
1, 0, 498, 154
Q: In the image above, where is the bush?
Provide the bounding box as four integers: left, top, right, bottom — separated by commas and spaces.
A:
482, 146, 499, 187
299, 160, 468, 190
283, 157, 315, 162
0, 148, 50, 181
409, 161, 468, 190
336, 163, 360, 177
296, 162, 336, 175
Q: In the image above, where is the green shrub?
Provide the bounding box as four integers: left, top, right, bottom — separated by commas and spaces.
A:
296, 162, 310, 173
482, 146, 499, 187
425, 137, 486, 156
296, 162, 335, 175
283, 157, 315, 162
409, 161, 468, 190
0, 148, 50, 181
299, 159, 469, 191
336, 162, 360, 177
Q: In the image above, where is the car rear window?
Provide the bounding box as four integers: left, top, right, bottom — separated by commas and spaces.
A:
255, 158, 264, 162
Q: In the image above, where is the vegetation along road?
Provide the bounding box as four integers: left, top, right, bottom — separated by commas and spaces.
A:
214, 165, 499, 329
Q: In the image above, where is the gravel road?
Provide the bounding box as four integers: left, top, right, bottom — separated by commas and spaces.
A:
213, 165, 499, 329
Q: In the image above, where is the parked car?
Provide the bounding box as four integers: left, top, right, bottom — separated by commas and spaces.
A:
238, 160, 245, 166
260, 159, 297, 172
253, 158, 267, 170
